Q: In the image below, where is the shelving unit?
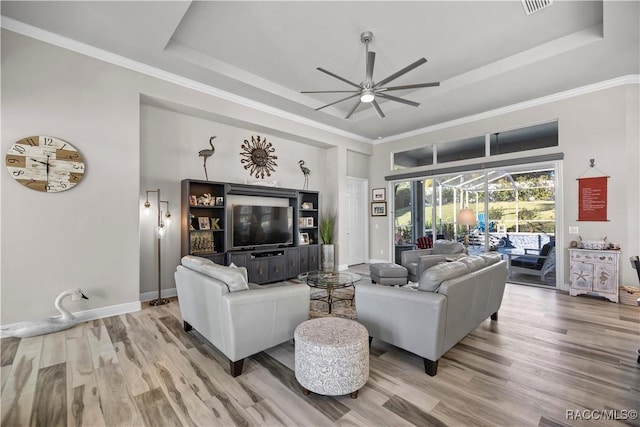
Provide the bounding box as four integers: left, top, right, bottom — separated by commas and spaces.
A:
297, 190, 319, 245
181, 179, 226, 264
181, 180, 320, 284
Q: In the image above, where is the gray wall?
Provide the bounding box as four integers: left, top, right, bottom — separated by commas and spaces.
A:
1, 30, 368, 324
370, 84, 640, 288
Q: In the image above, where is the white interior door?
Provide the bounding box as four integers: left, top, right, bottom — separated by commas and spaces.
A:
347, 177, 368, 265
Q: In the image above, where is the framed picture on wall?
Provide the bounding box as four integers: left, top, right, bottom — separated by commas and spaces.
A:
372, 188, 386, 201
371, 202, 387, 217
305, 217, 314, 227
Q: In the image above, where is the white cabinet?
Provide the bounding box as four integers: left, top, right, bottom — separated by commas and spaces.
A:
569, 249, 620, 303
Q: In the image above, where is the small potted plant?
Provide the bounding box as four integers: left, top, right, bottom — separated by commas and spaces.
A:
320, 211, 336, 271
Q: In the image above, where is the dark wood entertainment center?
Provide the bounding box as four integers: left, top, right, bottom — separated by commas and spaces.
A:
181, 179, 319, 284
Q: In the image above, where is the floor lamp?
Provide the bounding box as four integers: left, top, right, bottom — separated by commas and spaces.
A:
144, 188, 172, 306
457, 208, 477, 251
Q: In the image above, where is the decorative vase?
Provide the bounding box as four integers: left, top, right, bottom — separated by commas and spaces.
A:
321, 244, 335, 271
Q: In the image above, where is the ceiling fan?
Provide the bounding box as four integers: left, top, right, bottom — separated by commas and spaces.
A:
301, 31, 440, 119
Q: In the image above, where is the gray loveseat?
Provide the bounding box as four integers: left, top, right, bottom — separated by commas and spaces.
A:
175, 256, 310, 376
355, 253, 507, 376
401, 239, 466, 282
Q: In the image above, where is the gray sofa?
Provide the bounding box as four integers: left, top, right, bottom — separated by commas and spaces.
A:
175, 256, 310, 376
355, 253, 507, 376
401, 239, 466, 282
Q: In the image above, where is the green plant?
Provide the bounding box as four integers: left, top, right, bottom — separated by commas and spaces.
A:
319, 212, 336, 244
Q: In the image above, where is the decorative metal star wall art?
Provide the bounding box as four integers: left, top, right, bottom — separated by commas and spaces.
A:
240, 135, 278, 179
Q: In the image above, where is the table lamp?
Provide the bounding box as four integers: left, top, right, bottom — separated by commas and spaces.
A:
457, 208, 477, 249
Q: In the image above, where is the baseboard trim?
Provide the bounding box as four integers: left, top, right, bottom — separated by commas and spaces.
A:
74, 301, 142, 323
368, 258, 390, 264
1, 301, 143, 333
139, 288, 178, 302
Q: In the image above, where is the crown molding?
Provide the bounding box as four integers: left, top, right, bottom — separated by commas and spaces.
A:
0, 16, 371, 145
2, 16, 638, 147
376, 74, 640, 145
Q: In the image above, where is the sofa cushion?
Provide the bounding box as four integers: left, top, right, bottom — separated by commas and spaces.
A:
418, 261, 469, 292
480, 253, 502, 265
458, 255, 487, 272
181, 256, 249, 292
432, 240, 465, 255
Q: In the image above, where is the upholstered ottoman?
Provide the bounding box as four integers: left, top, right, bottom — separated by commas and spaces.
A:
369, 263, 408, 286
294, 317, 369, 398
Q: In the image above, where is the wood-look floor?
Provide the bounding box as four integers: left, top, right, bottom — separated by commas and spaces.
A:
2, 268, 639, 427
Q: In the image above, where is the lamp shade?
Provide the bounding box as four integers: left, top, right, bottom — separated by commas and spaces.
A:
457, 208, 477, 226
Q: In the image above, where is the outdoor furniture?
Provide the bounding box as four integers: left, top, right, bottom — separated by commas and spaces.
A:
507, 242, 556, 280
416, 236, 433, 249
295, 317, 369, 398
370, 263, 408, 286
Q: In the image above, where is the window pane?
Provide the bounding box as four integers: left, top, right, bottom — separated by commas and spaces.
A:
394, 182, 413, 244
393, 146, 433, 170
490, 121, 558, 155
437, 136, 485, 164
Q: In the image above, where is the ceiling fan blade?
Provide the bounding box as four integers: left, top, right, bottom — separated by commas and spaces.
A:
317, 67, 361, 89
315, 93, 360, 111
371, 100, 385, 118
377, 93, 420, 107
374, 57, 427, 88
365, 51, 376, 85
301, 90, 360, 94
382, 82, 440, 91
345, 99, 362, 119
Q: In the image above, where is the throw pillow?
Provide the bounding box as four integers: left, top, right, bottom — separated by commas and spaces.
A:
458, 255, 487, 272
182, 256, 249, 292
480, 253, 502, 265
181, 255, 214, 271
418, 261, 469, 292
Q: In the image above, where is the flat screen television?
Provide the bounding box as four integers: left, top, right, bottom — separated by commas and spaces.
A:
232, 205, 293, 249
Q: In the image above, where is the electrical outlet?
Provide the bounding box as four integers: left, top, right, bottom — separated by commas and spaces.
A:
569, 227, 579, 234
380, 249, 383, 255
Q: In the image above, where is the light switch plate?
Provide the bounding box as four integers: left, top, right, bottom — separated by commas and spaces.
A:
569, 226, 579, 234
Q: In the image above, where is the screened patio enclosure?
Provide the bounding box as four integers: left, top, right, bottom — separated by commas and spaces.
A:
393, 163, 557, 287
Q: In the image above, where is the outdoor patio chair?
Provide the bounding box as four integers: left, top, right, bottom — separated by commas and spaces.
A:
416, 236, 433, 249
508, 241, 556, 280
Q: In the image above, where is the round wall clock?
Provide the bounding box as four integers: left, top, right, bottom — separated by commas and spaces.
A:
5, 135, 86, 192
240, 135, 278, 179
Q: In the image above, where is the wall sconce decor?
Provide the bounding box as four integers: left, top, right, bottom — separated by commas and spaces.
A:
144, 188, 172, 306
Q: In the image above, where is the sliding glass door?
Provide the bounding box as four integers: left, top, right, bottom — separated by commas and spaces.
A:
393, 163, 557, 287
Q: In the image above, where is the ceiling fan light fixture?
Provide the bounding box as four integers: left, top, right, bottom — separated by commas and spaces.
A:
302, 30, 439, 119
360, 90, 375, 103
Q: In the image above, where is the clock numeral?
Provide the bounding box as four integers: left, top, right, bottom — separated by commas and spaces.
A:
24, 138, 38, 146
73, 164, 84, 171
57, 150, 81, 161
12, 170, 24, 177
12, 145, 26, 154
69, 173, 83, 182
60, 183, 67, 189
43, 137, 54, 146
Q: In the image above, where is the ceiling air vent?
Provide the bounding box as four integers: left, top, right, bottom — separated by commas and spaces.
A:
521, 0, 553, 15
